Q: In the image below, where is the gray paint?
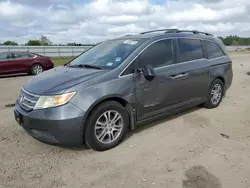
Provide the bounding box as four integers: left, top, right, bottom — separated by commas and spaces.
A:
16, 32, 233, 145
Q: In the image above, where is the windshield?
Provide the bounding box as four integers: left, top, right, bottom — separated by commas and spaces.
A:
68, 39, 145, 69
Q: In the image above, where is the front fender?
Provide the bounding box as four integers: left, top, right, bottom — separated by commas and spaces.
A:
70, 75, 135, 128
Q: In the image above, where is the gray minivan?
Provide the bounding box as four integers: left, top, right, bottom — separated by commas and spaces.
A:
14, 29, 233, 151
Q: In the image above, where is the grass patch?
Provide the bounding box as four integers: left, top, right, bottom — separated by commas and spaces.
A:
228, 51, 250, 54
52, 57, 74, 67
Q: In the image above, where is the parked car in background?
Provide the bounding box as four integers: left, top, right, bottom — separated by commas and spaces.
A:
0, 52, 54, 75
14, 29, 233, 151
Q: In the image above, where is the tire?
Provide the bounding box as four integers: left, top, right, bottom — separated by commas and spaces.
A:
204, 79, 224, 109
84, 101, 129, 151
31, 64, 43, 75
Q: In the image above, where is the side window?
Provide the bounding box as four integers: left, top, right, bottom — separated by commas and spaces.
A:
0, 53, 9, 60
203, 41, 225, 59
138, 39, 173, 68
121, 63, 134, 76
13, 53, 27, 59
27, 53, 35, 58
178, 38, 203, 62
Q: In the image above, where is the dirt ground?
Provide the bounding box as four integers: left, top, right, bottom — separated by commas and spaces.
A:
0, 54, 250, 188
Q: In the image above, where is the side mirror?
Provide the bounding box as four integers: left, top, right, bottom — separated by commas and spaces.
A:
141, 65, 156, 81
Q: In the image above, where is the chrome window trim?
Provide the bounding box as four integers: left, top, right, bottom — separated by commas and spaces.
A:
118, 37, 226, 78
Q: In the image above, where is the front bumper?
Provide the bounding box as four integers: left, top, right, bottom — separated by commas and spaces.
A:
14, 101, 86, 146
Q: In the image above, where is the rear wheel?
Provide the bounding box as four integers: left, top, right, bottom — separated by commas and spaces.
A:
204, 79, 224, 109
31, 64, 43, 75
84, 101, 129, 151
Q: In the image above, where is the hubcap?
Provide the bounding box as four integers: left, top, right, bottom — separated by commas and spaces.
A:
211, 84, 222, 105
33, 65, 43, 75
94, 110, 123, 144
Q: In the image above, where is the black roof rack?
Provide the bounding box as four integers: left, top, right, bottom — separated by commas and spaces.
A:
140, 29, 213, 36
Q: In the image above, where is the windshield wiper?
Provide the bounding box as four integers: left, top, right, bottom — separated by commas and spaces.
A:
68, 64, 102, 70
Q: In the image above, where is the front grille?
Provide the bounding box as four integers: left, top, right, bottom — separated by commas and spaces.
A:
18, 88, 40, 112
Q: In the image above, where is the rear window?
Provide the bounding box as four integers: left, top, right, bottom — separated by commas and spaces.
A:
203, 41, 225, 59
178, 38, 203, 62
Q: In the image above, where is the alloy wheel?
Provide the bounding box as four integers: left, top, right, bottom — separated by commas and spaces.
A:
94, 110, 123, 144
33, 65, 43, 75
211, 83, 222, 105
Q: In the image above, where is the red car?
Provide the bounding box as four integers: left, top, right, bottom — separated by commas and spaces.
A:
0, 52, 54, 75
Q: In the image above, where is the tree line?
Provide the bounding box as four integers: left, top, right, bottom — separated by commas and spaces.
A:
0, 35, 88, 46
218, 36, 250, 46
1, 35, 250, 46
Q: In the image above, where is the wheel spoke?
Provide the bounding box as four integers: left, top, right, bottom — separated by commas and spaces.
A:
113, 123, 122, 129
103, 113, 109, 122
98, 130, 107, 142
112, 113, 121, 124
108, 132, 114, 142
96, 120, 106, 127
95, 124, 105, 130
108, 111, 112, 121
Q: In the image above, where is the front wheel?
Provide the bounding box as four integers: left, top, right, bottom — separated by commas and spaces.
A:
204, 79, 224, 109
84, 101, 129, 151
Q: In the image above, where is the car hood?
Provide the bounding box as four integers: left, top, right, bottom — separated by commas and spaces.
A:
24, 66, 107, 95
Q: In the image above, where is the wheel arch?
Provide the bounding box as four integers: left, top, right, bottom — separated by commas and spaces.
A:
210, 76, 226, 95
82, 95, 135, 134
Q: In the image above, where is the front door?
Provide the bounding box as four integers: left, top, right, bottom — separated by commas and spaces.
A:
135, 39, 180, 121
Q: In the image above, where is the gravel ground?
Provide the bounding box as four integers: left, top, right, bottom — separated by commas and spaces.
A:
0, 54, 250, 188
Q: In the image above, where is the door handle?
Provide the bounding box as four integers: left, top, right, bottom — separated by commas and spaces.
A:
169, 74, 180, 79
169, 72, 188, 80
179, 72, 189, 78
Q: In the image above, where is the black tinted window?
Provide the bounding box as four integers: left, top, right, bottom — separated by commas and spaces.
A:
0, 53, 9, 60
121, 63, 134, 76
178, 39, 203, 62
203, 41, 225, 59
27, 53, 35, 58
138, 39, 173, 68
13, 53, 28, 59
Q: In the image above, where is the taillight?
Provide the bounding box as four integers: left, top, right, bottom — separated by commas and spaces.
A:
49, 58, 53, 64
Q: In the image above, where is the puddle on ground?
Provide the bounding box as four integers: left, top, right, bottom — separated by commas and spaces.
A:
183, 165, 222, 188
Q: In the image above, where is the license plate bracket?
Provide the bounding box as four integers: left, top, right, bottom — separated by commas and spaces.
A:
14, 110, 23, 126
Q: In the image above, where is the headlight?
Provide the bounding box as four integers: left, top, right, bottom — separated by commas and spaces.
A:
34, 92, 76, 109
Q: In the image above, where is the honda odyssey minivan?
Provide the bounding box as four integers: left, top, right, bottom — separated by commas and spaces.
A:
14, 29, 233, 151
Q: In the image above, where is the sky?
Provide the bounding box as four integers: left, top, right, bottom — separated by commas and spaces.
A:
0, 0, 250, 44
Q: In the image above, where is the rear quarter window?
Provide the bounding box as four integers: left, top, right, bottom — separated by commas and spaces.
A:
203, 40, 225, 59
178, 38, 203, 62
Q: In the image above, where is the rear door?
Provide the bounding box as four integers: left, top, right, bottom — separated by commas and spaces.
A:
0, 53, 12, 74
135, 39, 201, 121
173, 38, 210, 104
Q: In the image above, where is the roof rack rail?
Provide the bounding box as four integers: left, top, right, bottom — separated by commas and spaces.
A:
140, 29, 213, 36
140, 29, 172, 35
